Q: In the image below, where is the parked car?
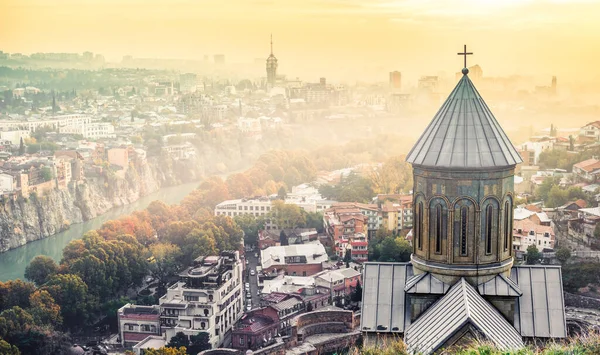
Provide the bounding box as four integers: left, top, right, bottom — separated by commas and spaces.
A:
254, 253, 258, 258
245, 282, 250, 289
246, 304, 252, 311
246, 292, 252, 299
250, 270, 256, 276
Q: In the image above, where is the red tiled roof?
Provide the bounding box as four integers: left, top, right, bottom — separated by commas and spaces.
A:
574, 159, 600, 173
513, 219, 554, 237
575, 199, 588, 208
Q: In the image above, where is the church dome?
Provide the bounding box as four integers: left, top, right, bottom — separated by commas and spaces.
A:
406, 73, 522, 170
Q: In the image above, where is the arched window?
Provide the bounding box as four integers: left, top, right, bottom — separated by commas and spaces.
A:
435, 205, 442, 254
416, 202, 423, 250
486, 205, 493, 255
504, 201, 510, 251
460, 206, 468, 256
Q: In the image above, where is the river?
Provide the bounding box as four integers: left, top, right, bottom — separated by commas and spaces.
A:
0, 181, 201, 281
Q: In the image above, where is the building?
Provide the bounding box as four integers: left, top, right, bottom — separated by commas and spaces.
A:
389, 71, 402, 91
361, 64, 566, 354
180, 73, 198, 94
107, 148, 129, 170
579, 121, 600, 142
159, 251, 244, 349
0, 173, 14, 192
314, 268, 361, 298
260, 243, 328, 277
0, 130, 29, 145
231, 307, 279, 351
512, 219, 555, 254
323, 205, 368, 257
59, 122, 115, 139
162, 143, 196, 160
0, 114, 92, 132
131, 336, 166, 355
572, 158, 600, 182
117, 304, 161, 347
266, 35, 278, 87
214, 197, 274, 226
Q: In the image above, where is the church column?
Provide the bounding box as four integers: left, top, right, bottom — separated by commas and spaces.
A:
474, 209, 481, 264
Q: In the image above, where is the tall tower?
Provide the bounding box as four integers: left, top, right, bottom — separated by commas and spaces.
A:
406, 65, 523, 285
266, 35, 278, 87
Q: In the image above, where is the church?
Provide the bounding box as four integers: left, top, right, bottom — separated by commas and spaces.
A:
360, 48, 567, 354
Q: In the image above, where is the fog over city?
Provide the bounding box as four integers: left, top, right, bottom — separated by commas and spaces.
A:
0, 1, 600, 355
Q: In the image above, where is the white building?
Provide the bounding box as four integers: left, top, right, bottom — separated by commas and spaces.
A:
0, 173, 14, 192
0, 130, 30, 145
0, 114, 92, 132
518, 140, 554, 165
60, 122, 115, 139
159, 252, 244, 349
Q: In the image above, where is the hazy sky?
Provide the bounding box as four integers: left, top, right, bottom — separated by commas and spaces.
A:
2, 0, 600, 82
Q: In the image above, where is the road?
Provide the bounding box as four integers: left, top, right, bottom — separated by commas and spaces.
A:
245, 249, 261, 311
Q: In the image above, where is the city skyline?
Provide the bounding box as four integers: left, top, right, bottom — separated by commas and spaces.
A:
2, 0, 600, 83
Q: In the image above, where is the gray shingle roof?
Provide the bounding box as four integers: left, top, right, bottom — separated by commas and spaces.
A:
361, 262, 412, 333
510, 265, 567, 338
404, 278, 524, 355
406, 73, 523, 169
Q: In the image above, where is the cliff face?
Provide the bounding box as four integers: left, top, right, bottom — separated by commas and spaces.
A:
0, 156, 204, 253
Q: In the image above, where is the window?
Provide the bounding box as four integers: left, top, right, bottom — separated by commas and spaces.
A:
416, 202, 423, 250
201, 322, 206, 329
486, 205, 493, 255
435, 205, 442, 254
460, 207, 468, 256
239, 337, 244, 345
504, 201, 510, 251
127, 325, 134, 331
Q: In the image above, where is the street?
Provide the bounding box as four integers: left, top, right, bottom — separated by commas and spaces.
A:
245, 249, 261, 311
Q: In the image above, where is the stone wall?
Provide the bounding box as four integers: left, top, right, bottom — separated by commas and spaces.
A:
295, 309, 354, 329
564, 292, 600, 309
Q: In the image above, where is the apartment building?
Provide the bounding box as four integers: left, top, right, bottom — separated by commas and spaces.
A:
513, 219, 555, 253
159, 251, 244, 349
323, 205, 368, 258
260, 243, 328, 277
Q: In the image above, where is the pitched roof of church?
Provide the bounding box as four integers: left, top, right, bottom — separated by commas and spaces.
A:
404, 278, 524, 354
406, 73, 523, 169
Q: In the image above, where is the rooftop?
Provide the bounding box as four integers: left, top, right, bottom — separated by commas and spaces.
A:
406, 73, 522, 169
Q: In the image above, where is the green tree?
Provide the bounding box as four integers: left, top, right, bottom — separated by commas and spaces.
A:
168, 332, 189, 349
40, 167, 53, 182
18, 138, 25, 156
0, 339, 20, 355
43, 274, 93, 329
0, 280, 36, 310
149, 243, 182, 290
24, 256, 58, 286
375, 237, 412, 262
0, 307, 34, 338
188, 332, 211, 354
555, 247, 571, 265
277, 186, 287, 200
352, 280, 362, 302
525, 245, 542, 265
270, 200, 305, 229
132, 348, 187, 355
234, 214, 265, 246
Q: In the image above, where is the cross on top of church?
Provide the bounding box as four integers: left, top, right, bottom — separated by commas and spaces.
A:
457, 44, 473, 74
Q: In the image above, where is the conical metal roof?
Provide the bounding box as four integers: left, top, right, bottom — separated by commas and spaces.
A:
406, 73, 522, 169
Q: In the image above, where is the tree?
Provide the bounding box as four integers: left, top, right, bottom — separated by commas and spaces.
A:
189, 332, 211, 354
28, 290, 62, 328
277, 186, 287, 200
149, 243, 182, 290
0, 339, 20, 355
18, 138, 24, 156
168, 332, 189, 349
270, 200, 305, 229
569, 135, 575, 151
0, 307, 34, 338
374, 237, 412, 262
0, 280, 36, 310
525, 245, 542, 265
40, 167, 53, 182
234, 214, 265, 246
24, 256, 58, 286
43, 274, 93, 329
343, 249, 352, 263
352, 280, 362, 302
555, 247, 571, 265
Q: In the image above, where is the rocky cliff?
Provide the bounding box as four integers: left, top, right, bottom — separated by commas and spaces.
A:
0, 156, 204, 253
